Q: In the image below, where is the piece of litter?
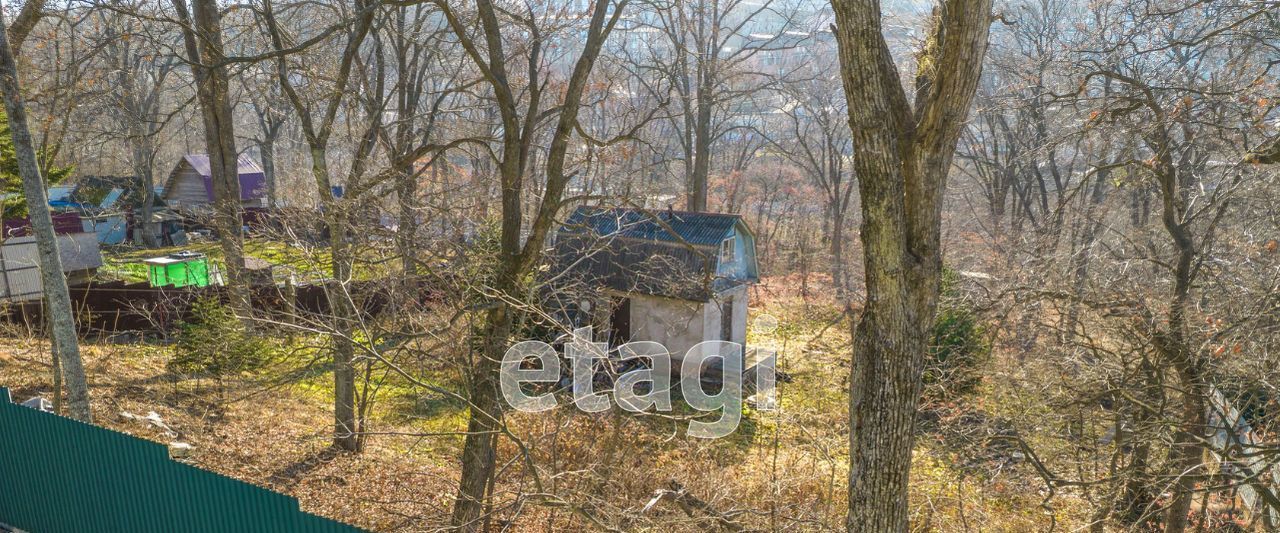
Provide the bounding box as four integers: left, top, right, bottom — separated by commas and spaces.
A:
168, 442, 193, 459
21, 397, 53, 413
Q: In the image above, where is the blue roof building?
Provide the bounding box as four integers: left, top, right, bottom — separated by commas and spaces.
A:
552, 206, 760, 359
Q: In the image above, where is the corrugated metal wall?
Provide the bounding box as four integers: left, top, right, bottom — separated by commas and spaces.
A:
0, 387, 366, 533
0, 233, 104, 303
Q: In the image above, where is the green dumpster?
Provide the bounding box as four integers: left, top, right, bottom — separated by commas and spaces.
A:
144, 252, 213, 288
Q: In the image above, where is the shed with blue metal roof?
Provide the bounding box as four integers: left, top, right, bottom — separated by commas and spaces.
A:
552, 206, 760, 359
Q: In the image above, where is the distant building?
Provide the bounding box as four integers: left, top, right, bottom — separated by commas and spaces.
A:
551, 206, 759, 363
162, 154, 267, 212
48, 175, 179, 245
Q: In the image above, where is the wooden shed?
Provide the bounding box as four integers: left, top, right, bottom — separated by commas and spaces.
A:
162, 154, 267, 212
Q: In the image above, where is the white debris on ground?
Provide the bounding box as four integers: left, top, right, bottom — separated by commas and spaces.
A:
19, 397, 52, 413
167, 442, 194, 459
118, 410, 178, 438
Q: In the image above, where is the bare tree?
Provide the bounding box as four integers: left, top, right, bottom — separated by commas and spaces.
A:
171, 0, 251, 316
1068, 2, 1279, 528
93, 2, 178, 247
0, 0, 91, 422
242, 70, 288, 207
363, 3, 459, 279
433, 0, 631, 527
831, 0, 992, 528
773, 40, 857, 297
623, 0, 804, 211
259, 0, 378, 452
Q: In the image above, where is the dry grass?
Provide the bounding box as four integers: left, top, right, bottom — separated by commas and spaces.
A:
0, 277, 1090, 531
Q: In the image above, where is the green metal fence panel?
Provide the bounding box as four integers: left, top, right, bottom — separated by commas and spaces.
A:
0, 387, 367, 533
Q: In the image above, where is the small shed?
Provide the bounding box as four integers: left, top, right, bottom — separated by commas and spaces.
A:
0, 232, 103, 302
551, 206, 760, 363
162, 154, 267, 212
144, 251, 214, 288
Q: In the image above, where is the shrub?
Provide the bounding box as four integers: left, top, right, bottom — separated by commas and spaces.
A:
925, 270, 990, 400
170, 298, 275, 377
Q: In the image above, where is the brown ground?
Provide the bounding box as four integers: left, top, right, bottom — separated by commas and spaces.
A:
0, 277, 1082, 531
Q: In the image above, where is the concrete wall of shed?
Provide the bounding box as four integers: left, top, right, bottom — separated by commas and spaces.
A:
624, 284, 749, 365
628, 292, 705, 363
706, 284, 749, 348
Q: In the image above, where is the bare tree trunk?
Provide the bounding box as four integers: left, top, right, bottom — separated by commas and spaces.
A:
1157, 161, 1206, 533
830, 198, 846, 299
688, 91, 712, 212
260, 135, 277, 207
259, 0, 377, 453
128, 135, 158, 247
329, 215, 360, 452
440, 0, 626, 526
173, 0, 250, 316
0, 6, 91, 422
1164, 382, 1205, 533
1119, 360, 1161, 524
451, 301, 510, 528
6, 0, 45, 57
832, 0, 991, 529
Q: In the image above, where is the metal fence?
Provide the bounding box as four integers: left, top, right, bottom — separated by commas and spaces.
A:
2, 279, 400, 334
0, 387, 366, 533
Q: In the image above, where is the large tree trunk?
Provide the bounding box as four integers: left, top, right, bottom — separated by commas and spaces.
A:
832, 0, 991, 529
328, 214, 360, 452
687, 89, 712, 212
173, 0, 250, 317
0, 8, 92, 422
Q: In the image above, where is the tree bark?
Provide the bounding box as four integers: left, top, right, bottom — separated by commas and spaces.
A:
0, 3, 91, 422
687, 88, 712, 212
260, 132, 278, 207
451, 302, 510, 529
173, 0, 250, 317
6, 0, 44, 57
832, 0, 991, 529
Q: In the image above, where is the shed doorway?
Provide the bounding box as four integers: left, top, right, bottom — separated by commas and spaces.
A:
721, 296, 733, 342
610, 297, 631, 345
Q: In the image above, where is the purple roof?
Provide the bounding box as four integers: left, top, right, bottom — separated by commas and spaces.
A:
181, 154, 266, 202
